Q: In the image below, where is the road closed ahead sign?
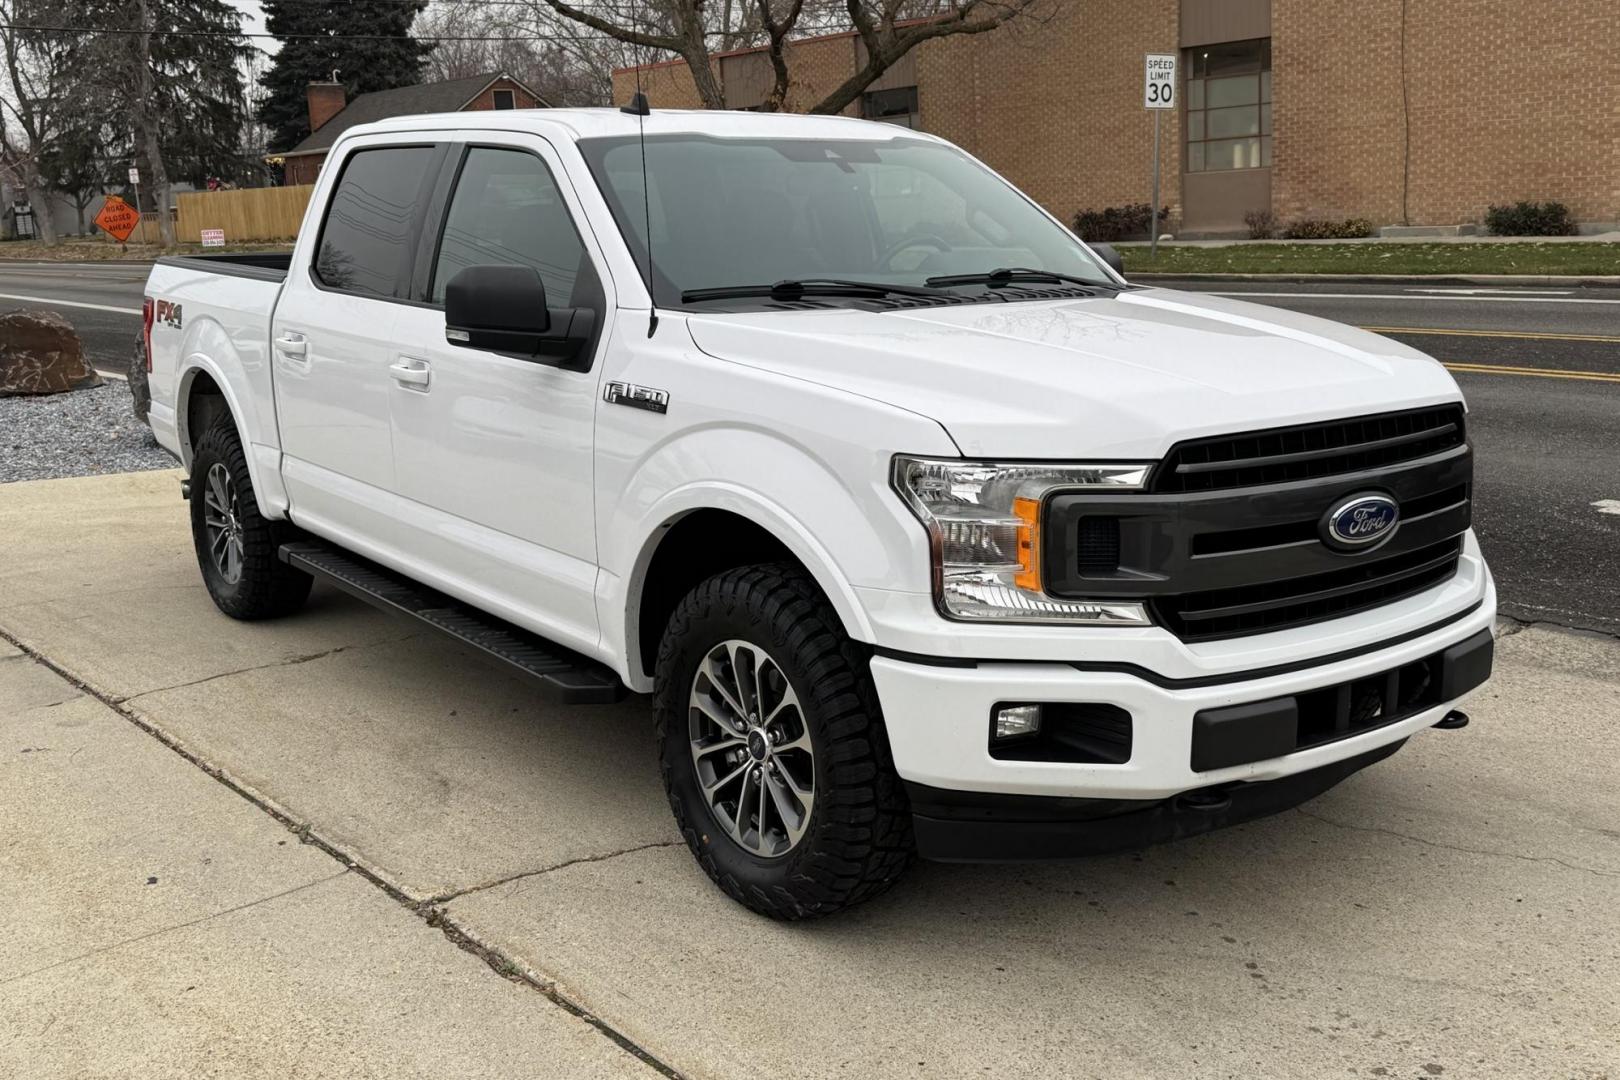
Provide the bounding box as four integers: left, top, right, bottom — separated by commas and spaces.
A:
95, 195, 141, 242
1145, 53, 1177, 109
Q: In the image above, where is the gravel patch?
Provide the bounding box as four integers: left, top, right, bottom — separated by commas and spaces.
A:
0, 382, 176, 483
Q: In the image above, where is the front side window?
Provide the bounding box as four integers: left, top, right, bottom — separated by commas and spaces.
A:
1185, 38, 1272, 172
314, 145, 437, 297
578, 134, 1114, 306
431, 147, 585, 305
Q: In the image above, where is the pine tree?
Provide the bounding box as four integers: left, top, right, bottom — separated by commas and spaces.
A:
258, 1, 435, 154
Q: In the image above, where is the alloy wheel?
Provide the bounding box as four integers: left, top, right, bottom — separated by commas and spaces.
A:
687, 639, 815, 858
202, 461, 246, 585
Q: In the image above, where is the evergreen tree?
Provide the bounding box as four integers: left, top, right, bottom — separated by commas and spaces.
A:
258, 1, 435, 154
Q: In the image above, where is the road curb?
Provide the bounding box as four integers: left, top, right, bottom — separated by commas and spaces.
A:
1130, 272, 1620, 286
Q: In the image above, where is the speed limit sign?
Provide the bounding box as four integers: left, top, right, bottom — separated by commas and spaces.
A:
1144, 53, 1177, 109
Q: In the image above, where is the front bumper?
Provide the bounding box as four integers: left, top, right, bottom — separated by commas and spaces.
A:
869, 576, 1495, 857
906, 739, 1408, 862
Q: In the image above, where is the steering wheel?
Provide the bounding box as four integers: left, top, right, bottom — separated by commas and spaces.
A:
879, 234, 953, 271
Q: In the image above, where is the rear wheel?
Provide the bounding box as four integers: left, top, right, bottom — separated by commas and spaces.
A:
188, 417, 311, 620
655, 564, 914, 919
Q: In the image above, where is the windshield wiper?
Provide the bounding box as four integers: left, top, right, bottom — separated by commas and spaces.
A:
681, 278, 952, 303
924, 267, 1111, 290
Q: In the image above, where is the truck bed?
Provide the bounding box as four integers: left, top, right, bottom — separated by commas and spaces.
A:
155, 252, 291, 283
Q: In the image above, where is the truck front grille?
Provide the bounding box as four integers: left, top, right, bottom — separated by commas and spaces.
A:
1150, 538, 1464, 642
1041, 406, 1473, 642
1150, 405, 1466, 494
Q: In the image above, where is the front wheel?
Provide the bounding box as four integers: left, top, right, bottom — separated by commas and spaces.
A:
655, 564, 914, 919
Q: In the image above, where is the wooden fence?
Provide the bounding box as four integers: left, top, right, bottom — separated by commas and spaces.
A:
174, 185, 314, 243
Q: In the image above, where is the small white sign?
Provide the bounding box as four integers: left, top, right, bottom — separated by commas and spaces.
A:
200, 228, 226, 248
1144, 53, 1178, 109
128, 167, 140, 185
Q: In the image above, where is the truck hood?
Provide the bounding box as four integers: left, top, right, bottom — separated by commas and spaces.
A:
684, 288, 1463, 459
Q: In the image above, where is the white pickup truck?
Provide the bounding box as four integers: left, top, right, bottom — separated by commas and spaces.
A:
144, 107, 1494, 919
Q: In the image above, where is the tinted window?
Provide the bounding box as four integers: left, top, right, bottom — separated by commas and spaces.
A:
314, 146, 436, 297
431, 148, 585, 306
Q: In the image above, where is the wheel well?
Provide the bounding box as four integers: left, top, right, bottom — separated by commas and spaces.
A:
184, 370, 228, 454
636, 509, 804, 679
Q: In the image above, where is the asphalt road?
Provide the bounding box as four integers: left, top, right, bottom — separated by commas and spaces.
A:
4, 262, 1616, 635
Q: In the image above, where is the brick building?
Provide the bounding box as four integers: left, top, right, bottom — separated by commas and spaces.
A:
612, 1, 1619, 235
271, 72, 549, 186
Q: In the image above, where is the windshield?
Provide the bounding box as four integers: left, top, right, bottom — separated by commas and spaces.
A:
577, 134, 1115, 307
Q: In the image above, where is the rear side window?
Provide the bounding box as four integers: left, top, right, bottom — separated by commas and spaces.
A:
431, 147, 585, 306
314, 146, 437, 298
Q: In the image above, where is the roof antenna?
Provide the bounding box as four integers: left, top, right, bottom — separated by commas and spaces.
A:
620, 33, 656, 336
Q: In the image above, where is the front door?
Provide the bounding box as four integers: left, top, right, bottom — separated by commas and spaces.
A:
385, 138, 609, 655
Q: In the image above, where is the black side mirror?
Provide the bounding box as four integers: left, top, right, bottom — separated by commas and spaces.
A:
1090, 242, 1125, 279
444, 264, 596, 370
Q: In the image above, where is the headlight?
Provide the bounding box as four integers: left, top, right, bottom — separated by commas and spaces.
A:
892, 456, 1152, 624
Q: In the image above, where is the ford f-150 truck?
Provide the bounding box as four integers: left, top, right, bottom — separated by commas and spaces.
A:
144, 108, 1495, 919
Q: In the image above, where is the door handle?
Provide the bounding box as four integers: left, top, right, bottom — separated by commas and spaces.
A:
390, 359, 432, 388
274, 334, 307, 359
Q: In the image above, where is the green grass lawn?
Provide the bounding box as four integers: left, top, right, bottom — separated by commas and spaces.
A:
1121, 242, 1620, 277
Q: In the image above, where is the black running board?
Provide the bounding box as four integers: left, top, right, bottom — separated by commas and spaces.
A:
278, 540, 626, 704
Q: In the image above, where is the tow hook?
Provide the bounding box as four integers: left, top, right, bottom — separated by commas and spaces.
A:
1174, 786, 1234, 814
1433, 709, 1469, 730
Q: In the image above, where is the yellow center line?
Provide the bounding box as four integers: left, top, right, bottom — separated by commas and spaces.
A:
1361, 325, 1620, 344
1442, 362, 1620, 383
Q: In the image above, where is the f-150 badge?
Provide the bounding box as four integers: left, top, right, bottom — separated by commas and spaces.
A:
604, 381, 669, 414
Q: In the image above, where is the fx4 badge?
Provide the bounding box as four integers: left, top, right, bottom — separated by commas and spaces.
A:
604, 381, 669, 414
155, 299, 183, 329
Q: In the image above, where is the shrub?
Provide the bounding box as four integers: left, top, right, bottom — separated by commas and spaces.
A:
1485, 200, 1577, 237
1243, 209, 1276, 240
1281, 217, 1376, 240
1072, 203, 1169, 243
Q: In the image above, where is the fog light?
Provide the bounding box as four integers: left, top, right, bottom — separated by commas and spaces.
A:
992, 704, 1042, 742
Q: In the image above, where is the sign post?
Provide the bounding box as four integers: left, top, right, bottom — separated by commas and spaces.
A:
1143, 53, 1177, 258
128, 167, 141, 246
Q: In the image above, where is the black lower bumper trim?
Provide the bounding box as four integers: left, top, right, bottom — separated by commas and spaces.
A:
908, 739, 1406, 862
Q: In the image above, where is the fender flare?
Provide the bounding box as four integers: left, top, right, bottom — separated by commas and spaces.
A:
617, 481, 881, 690
176, 352, 286, 519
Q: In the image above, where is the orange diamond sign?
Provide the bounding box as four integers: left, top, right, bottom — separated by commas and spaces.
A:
95, 194, 142, 243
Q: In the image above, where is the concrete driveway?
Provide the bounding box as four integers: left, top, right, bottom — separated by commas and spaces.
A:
3, 471, 1617, 1079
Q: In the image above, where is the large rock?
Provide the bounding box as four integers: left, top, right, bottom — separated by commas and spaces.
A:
0, 309, 103, 395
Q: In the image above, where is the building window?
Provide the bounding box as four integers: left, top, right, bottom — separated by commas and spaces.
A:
492, 88, 516, 110
862, 86, 918, 128
1185, 38, 1271, 172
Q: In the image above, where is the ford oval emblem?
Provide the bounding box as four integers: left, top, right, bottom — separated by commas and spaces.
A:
1323, 493, 1400, 551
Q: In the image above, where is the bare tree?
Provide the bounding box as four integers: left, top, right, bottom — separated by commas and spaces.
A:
516, 0, 1047, 114
418, 2, 635, 106
0, 0, 76, 244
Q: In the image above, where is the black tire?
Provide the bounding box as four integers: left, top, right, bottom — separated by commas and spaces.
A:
188, 416, 312, 620
655, 563, 915, 919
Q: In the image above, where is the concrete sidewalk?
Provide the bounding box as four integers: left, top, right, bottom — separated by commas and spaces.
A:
4, 470, 1619, 1079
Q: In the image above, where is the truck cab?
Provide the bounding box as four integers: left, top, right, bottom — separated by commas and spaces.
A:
143, 108, 1494, 919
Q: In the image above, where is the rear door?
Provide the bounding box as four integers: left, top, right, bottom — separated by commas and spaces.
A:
272, 139, 446, 548
384, 134, 611, 655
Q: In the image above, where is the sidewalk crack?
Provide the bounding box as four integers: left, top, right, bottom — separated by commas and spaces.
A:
117, 633, 419, 703
1295, 807, 1620, 877
426, 840, 683, 905
0, 869, 350, 989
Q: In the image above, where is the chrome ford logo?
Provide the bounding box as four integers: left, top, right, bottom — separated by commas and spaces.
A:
1323, 493, 1399, 551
